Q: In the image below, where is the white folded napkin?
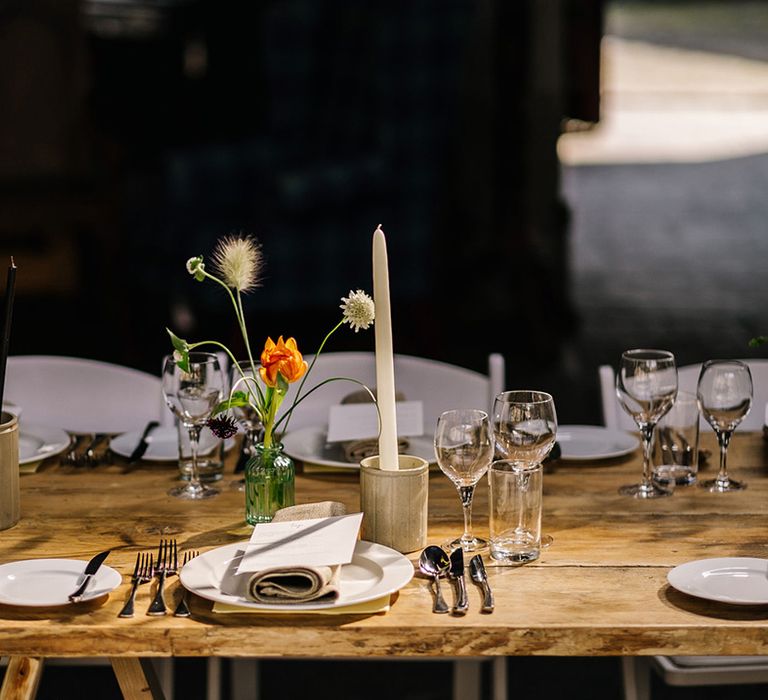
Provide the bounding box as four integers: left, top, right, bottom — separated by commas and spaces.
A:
245, 501, 349, 605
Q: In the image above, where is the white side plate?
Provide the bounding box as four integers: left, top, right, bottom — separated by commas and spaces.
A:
18, 424, 71, 466
0, 558, 122, 606
557, 425, 639, 461
180, 539, 414, 611
282, 425, 435, 469
668, 557, 768, 605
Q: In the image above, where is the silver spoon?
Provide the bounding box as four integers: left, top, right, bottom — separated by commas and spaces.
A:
419, 546, 450, 614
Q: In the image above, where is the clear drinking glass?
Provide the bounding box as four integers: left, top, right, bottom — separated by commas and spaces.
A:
492, 391, 557, 546
489, 460, 543, 564
228, 360, 264, 491
697, 359, 753, 492
434, 409, 494, 552
616, 349, 677, 499
162, 353, 224, 499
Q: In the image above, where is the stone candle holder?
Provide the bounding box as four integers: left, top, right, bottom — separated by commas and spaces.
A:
359, 454, 428, 554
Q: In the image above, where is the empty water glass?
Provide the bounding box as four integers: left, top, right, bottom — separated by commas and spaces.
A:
489, 460, 543, 564
162, 353, 224, 500
652, 390, 699, 487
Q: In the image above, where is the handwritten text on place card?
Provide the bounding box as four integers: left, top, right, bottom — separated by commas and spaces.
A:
236, 513, 364, 572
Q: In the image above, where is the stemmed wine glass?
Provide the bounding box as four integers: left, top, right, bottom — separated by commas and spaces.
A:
434, 409, 494, 552
616, 349, 677, 499
228, 360, 264, 491
492, 391, 557, 546
162, 353, 224, 499
697, 359, 753, 492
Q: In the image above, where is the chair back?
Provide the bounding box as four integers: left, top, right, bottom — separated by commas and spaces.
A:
5, 355, 163, 433
277, 352, 505, 433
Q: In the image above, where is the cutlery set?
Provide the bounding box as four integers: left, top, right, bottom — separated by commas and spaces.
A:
419, 546, 494, 615
113, 540, 197, 618
63, 433, 113, 466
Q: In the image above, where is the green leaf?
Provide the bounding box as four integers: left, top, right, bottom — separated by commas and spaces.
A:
166, 329, 190, 372
276, 372, 289, 396
749, 336, 767, 348
166, 328, 188, 352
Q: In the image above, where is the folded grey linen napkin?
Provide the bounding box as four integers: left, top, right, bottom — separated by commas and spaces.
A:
245, 501, 349, 604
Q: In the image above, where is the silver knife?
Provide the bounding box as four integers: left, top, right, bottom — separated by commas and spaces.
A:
469, 554, 494, 613
448, 548, 469, 615
128, 420, 159, 463
68, 550, 110, 602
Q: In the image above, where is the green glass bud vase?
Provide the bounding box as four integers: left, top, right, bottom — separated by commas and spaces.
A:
245, 442, 295, 524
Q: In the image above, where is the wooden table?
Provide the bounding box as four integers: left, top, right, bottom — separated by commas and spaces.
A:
1, 432, 768, 698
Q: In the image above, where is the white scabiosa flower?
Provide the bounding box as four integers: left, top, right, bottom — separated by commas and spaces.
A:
186, 256, 205, 281
340, 289, 375, 332
212, 235, 263, 292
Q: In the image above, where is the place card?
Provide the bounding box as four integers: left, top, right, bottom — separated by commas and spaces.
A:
236, 513, 363, 573
326, 401, 424, 442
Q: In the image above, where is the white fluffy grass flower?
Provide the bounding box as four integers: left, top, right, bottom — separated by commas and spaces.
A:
340, 290, 375, 332
212, 235, 263, 292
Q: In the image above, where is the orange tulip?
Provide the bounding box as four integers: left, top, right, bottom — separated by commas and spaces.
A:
259, 336, 308, 388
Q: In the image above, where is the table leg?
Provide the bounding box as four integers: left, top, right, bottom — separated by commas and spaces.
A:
109, 658, 166, 700
0, 656, 43, 700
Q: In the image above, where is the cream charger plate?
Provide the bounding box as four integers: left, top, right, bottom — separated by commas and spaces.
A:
180, 539, 414, 611
0, 558, 122, 607
557, 425, 639, 461
667, 558, 768, 605
282, 425, 435, 469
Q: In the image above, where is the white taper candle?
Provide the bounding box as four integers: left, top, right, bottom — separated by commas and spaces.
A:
372, 225, 399, 471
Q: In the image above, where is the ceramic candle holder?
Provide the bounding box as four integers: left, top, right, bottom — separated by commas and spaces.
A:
0, 411, 20, 531
359, 454, 428, 554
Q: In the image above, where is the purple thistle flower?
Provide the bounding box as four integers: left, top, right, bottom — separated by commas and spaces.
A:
207, 415, 239, 440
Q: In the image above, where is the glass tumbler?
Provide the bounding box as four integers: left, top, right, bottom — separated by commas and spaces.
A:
489, 460, 543, 564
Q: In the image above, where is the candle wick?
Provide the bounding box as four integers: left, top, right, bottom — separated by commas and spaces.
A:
9, 257, 15, 269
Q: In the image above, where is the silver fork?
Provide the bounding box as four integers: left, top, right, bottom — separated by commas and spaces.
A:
82, 433, 110, 467
63, 434, 91, 465
147, 539, 177, 616
173, 550, 199, 617
118, 552, 153, 618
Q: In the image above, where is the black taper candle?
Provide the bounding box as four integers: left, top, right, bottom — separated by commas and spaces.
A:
0, 257, 17, 413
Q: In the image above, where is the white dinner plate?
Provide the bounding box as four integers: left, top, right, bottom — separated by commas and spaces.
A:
0, 558, 122, 606
110, 426, 233, 462
282, 426, 436, 469
557, 425, 639, 461
180, 539, 414, 611
667, 558, 768, 605
18, 423, 71, 466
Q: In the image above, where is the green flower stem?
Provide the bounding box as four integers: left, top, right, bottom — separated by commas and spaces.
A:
280, 320, 344, 435
235, 289, 264, 406
273, 376, 380, 437
187, 340, 239, 373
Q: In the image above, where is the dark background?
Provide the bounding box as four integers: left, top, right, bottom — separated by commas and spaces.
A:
0, 0, 601, 401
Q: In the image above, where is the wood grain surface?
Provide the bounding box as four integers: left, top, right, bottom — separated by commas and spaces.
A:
0, 432, 767, 658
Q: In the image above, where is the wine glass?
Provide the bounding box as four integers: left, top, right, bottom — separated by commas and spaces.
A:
162, 353, 224, 499
228, 360, 264, 491
616, 349, 677, 499
492, 391, 557, 546
434, 409, 494, 552
697, 359, 752, 493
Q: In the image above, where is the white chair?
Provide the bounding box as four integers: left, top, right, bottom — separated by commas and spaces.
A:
599, 360, 768, 700
228, 352, 507, 700
277, 351, 505, 431
5, 355, 165, 433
